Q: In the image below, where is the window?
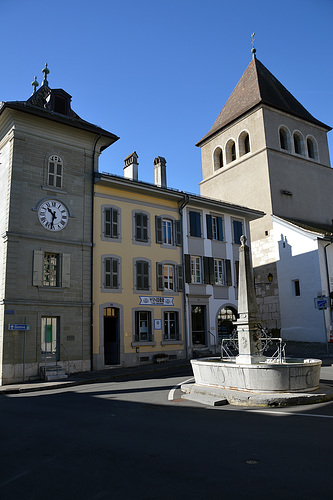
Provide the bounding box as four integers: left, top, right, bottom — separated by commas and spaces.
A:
156, 263, 183, 292
104, 206, 119, 239
191, 256, 202, 283
135, 260, 150, 291
206, 214, 223, 241
33, 251, 70, 288
307, 137, 318, 160
232, 220, 243, 244
104, 257, 119, 290
47, 155, 63, 188
189, 211, 201, 237
41, 316, 59, 358
135, 311, 152, 342
134, 212, 149, 242
213, 147, 223, 171
293, 132, 303, 155
43, 253, 59, 286
226, 140, 236, 164
239, 132, 250, 156
214, 259, 225, 285
293, 279, 301, 296
163, 264, 174, 291
163, 219, 173, 245
164, 311, 179, 340
279, 128, 289, 151
155, 217, 182, 246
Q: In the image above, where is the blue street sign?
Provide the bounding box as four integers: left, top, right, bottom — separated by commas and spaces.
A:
8, 324, 31, 331
314, 297, 328, 310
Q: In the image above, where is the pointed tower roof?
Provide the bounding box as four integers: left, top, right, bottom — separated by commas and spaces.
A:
196, 57, 331, 146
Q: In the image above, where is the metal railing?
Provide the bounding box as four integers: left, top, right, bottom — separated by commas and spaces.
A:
220, 325, 286, 363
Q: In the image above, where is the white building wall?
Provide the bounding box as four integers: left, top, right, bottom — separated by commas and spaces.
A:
273, 218, 327, 342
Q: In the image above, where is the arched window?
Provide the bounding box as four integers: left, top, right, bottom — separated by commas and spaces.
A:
47, 155, 63, 188
217, 306, 238, 343
226, 140, 236, 164
307, 136, 318, 160
213, 147, 223, 171
279, 128, 289, 150
293, 132, 304, 155
239, 131, 250, 156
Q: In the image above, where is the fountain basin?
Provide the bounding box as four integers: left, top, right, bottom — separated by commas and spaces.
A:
191, 357, 322, 393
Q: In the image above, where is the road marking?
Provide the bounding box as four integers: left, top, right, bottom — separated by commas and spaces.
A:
168, 377, 194, 400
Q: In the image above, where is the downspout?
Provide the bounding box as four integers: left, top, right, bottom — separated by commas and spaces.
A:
324, 240, 333, 353
90, 134, 102, 371
179, 194, 190, 359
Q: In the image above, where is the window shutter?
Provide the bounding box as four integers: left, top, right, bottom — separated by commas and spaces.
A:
156, 262, 163, 291
136, 261, 142, 290
217, 217, 223, 241
135, 213, 141, 241
235, 260, 239, 286
112, 209, 118, 238
33, 250, 44, 286
142, 214, 148, 242
143, 261, 149, 290
225, 259, 232, 286
177, 265, 184, 291
203, 257, 210, 284
184, 254, 191, 283
105, 208, 111, 237
112, 258, 118, 289
61, 253, 71, 288
155, 216, 162, 244
203, 257, 214, 284
206, 215, 213, 240
175, 220, 182, 246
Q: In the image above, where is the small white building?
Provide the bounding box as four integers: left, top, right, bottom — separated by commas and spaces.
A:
272, 216, 333, 342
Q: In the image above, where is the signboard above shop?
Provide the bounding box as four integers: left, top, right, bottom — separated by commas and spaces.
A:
139, 296, 174, 306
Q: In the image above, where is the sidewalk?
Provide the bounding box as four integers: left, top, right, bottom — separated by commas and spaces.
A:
0, 359, 191, 395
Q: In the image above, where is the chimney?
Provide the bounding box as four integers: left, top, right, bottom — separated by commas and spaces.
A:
154, 156, 167, 188
124, 152, 139, 181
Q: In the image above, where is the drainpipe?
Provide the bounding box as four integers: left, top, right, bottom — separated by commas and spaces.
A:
324, 240, 333, 354
179, 194, 190, 359
90, 134, 102, 371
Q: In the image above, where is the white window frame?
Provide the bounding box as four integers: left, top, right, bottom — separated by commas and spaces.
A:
163, 264, 174, 291
214, 258, 225, 285
47, 155, 63, 188
191, 256, 202, 284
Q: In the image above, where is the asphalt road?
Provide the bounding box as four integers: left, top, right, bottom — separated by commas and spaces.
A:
1, 367, 333, 500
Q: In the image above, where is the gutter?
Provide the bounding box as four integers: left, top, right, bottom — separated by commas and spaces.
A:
179, 194, 190, 359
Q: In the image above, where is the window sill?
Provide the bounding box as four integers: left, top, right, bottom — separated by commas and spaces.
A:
131, 341, 156, 347
161, 340, 183, 346
37, 286, 65, 291
41, 185, 67, 195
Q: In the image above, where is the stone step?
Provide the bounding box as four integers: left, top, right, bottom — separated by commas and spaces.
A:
40, 365, 68, 381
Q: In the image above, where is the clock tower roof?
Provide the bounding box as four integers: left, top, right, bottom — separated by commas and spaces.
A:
0, 64, 119, 150
196, 57, 331, 147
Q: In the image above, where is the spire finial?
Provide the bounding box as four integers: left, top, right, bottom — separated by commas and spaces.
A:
251, 32, 256, 59
31, 76, 39, 95
42, 63, 50, 86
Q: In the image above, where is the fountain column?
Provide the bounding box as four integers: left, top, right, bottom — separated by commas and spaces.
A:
235, 235, 266, 365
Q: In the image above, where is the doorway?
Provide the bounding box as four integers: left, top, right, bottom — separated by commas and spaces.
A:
217, 306, 238, 344
191, 305, 206, 345
104, 307, 120, 365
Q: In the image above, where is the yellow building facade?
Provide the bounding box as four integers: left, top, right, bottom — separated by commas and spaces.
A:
93, 167, 185, 369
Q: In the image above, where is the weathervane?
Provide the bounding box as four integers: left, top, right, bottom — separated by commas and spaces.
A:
251, 32, 256, 59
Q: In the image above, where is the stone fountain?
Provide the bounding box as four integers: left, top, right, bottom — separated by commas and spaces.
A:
182, 236, 333, 407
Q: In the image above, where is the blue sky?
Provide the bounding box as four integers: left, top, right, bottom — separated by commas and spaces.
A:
1, 0, 332, 194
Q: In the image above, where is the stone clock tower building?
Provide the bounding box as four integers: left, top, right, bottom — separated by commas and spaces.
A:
0, 65, 118, 384
198, 50, 333, 341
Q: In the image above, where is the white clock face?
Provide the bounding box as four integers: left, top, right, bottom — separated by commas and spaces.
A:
38, 199, 69, 231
